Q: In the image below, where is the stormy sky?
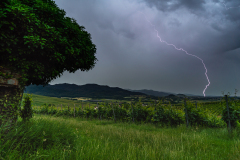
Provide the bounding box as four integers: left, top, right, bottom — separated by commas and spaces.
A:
49, 0, 240, 96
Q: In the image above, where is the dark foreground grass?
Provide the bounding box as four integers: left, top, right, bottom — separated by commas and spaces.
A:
1, 114, 240, 160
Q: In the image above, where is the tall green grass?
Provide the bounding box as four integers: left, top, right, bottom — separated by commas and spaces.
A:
1, 114, 240, 160
0, 115, 78, 160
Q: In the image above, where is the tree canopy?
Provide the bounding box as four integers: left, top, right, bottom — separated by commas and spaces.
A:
0, 0, 97, 87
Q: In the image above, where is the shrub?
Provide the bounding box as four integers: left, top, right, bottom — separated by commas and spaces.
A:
221, 106, 240, 128
165, 108, 185, 127
152, 106, 167, 125
39, 104, 49, 115
20, 94, 33, 122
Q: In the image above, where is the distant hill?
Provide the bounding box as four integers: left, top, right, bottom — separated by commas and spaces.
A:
126, 89, 204, 98
126, 89, 172, 97
24, 83, 148, 99
182, 93, 202, 97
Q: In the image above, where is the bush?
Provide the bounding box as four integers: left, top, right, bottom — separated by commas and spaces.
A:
221, 106, 240, 128
48, 106, 57, 115
31, 100, 232, 129
39, 104, 49, 115
20, 94, 33, 122
165, 108, 185, 127
152, 106, 167, 125
207, 115, 226, 128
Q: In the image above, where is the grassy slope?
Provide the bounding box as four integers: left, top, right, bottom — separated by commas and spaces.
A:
21, 93, 131, 108
2, 114, 240, 160
22, 93, 220, 110
21, 93, 85, 107
7, 94, 239, 159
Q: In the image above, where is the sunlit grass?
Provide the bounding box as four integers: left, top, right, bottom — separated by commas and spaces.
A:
1, 113, 240, 159
21, 93, 130, 110
21, 93, 86, 108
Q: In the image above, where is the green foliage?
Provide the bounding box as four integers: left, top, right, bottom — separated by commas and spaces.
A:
152, 105, 167, 124
0, 116, 78, 159
221, 106, 240, 128
0, 0, 97, 87
207, 115, 226, 128
182, 100, 225, 128
0, 71, 13, 79
48, 105, 57, 115
2, 113, 240, 159
165, 108, 185, 127
29, 95, 240, 129
112, 103, 128, 122
220, 96, 240, 128
76, 107, 84, 118
20, 94, 33, 122
32, 99, 226, 128
132, 102, 150, 123
0, 88, 23, 134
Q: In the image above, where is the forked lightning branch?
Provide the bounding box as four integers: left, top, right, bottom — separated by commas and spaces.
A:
139, 2, 239, 97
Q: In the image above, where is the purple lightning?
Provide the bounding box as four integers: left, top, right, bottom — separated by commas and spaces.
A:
140, 12, 210, 97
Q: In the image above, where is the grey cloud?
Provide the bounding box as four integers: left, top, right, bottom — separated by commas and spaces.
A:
117, 29, 136, 39
97, 19, 115, 31
49, 0, 240, 96
223, 9, 240, 23
142, 0, 206, 12
168, 18, 181, 27
143, 0, 240, 26
97, 21, 136, 40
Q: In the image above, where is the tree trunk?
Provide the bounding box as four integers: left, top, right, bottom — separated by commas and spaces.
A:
0, 66, 23, 134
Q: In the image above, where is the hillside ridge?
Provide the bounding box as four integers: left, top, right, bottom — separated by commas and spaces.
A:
24, 83, 149, 99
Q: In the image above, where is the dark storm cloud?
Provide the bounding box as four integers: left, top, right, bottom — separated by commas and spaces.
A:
143, 0, 240, 31
168, 18, 181, 27
50, 0, 240, 96
142, 0, 206, 12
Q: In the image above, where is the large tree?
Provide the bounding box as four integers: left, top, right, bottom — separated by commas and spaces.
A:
0, 0, 97, 131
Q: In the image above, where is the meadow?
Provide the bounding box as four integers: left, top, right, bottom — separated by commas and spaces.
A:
1, 93, 240, 159
1, 114, 240, 160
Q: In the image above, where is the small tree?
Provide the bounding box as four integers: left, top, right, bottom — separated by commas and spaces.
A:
20, 94, 33, 122
0, 0, 97, 129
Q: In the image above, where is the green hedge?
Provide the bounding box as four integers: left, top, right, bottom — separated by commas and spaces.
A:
32, 100, 230, 128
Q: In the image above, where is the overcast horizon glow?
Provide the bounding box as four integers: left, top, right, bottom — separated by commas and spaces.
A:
49, 0, 240, 96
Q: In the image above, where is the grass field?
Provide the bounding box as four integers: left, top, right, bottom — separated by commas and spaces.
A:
2, 93, 239, 159
21, 93, 220, 109
21, 93, 87, 107
20, 93, 133, 109
1, 114, 240, 160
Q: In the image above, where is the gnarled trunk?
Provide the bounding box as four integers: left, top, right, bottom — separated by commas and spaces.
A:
0, 67, 23, 134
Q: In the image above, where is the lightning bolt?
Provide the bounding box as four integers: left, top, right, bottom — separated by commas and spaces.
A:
140, 12, 210, 97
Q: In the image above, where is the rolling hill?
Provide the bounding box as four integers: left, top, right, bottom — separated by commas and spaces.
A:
24, 83, 148, 99
126, 89, 172, 97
